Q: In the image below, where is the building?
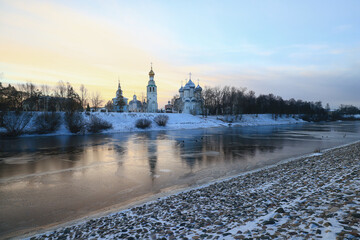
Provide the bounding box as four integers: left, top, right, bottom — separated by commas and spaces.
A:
128, 94, 143, 112
165, 101, 173, 113
177, 75, 203, 114
112, 81, 128, 112
110, 65, 159, 113
146, 65, 158, 113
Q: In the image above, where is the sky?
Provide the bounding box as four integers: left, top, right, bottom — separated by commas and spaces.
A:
0, 0, 359, 108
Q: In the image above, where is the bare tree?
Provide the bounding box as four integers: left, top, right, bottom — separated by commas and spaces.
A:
104, 100, 113, 111
203, 86, 215, 116
18, 82, 36, 98
213, 86, 222, 115
91, 92, 103, 111
55, 80, 66, 98
41, 84, 51, 96
40, 84, 51, 111
171, 94, 182, 113
79, 84, 88, 109
325, 103, 330, 112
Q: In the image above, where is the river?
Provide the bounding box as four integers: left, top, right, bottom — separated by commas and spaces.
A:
0, 121, 360, 238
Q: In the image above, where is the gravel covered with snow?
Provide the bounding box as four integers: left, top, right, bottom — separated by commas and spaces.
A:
28, 142, 360, 240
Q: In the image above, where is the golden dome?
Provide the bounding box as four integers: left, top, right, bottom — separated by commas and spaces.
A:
149, 63, 155, 77
149, 68, 155, 77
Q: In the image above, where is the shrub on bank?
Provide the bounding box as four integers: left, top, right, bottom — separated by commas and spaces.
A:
65, 111, 85, 134
2, 111, 32, 137
154, 114, 169, 126
135, 118, 152, 129
87, 115, 112, 133
34, 112, 61, 134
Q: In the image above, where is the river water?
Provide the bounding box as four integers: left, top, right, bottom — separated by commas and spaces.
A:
1, 121, 360, 238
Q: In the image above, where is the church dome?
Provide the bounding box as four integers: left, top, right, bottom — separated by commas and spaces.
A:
149, 68, 155, 77
187, 79, 195, 88
195, 84, 202, 91
179, 86, 184, 92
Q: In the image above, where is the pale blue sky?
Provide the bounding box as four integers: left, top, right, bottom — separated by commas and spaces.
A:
0, 0, 359, 107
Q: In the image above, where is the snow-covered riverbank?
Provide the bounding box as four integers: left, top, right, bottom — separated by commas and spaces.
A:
3, 113, 304, 137
90, 112, 304, 132
26, 141, 360, 239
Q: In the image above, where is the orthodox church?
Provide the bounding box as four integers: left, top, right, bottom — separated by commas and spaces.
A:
128, 94, 143, 112
112, 81, 128, 112
111, 66, 203, 115
112, 65, 158, 113
176, 74, 203, 114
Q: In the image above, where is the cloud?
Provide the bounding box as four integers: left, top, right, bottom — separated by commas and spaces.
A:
1, 1, 359, 108
184, 62, 360, 108
0, 0, 187, 106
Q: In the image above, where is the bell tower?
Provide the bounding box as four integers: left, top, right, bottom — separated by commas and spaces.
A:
146, 63, 158, 113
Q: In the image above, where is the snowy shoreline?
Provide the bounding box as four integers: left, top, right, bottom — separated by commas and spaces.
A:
2, 113, 305, 138
24, 140, 360, 240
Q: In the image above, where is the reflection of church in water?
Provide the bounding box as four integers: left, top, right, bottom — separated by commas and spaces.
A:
112, 65, 158, 112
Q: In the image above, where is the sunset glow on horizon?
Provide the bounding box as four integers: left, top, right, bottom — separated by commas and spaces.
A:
1, 0, 359, 108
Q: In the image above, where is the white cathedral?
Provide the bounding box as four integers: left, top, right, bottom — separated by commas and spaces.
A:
176, 74, 203, 114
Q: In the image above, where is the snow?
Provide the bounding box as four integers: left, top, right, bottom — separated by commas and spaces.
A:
342, 114, 360, 119
1, 112, 305, 137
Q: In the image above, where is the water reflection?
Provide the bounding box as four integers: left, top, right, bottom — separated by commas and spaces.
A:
172, 127, 285, 171
1, 122, 359, 183
1, 121, 360, 238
